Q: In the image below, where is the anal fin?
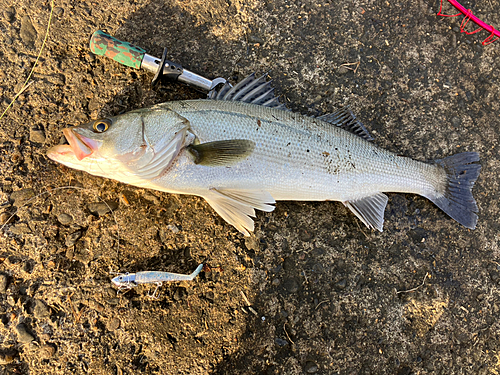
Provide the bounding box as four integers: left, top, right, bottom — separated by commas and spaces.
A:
203, 188, 276, 236
344, 193, 388, 232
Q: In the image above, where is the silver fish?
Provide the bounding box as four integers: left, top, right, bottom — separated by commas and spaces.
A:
47, 74, 481, 235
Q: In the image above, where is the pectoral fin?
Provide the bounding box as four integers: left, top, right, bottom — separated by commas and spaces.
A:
187, 139, 255, 166
344, 193, 388, 232
203, 188, 275, 236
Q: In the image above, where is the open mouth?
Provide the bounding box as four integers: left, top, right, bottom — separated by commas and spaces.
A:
62, 128, 95, 161
47, 128, 99, 161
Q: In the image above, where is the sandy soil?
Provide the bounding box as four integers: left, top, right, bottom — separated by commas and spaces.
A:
0, 0, 499, 374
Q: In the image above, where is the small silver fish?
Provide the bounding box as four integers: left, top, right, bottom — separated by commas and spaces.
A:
47, 74, 481, 235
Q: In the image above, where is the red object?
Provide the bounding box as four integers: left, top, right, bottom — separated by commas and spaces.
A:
438, 0, 500, 45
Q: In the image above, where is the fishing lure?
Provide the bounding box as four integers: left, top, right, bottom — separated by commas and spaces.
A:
112, 264, 203, 298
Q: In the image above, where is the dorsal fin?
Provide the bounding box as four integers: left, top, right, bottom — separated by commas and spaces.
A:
318, 107, 374, 141
208, 73, 287, 110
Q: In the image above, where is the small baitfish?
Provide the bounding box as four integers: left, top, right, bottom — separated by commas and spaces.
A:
47, 74, 481, 235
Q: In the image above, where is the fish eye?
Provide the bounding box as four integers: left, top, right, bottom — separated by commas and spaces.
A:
93, 119, 111, 133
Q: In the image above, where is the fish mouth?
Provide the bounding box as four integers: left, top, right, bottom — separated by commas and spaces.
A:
47, 128, 101, 162
63, 128, 99, 160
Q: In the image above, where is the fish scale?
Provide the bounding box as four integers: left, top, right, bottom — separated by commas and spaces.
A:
47, 74, 481, 235
159, 100, 438, 200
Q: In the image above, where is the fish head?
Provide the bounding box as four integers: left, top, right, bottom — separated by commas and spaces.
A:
47, 108, 192, 179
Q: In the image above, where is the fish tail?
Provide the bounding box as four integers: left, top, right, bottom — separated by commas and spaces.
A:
425, 152, 481, 229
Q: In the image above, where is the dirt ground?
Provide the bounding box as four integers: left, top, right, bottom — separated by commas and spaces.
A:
0, 0, 499, 374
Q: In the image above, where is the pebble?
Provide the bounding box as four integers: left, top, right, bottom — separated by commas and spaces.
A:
274, 337, 288, 346
166, 224, 179, 233
33, 300, 51, 319
57, 213, 73, 225
0, 212, 12, 225
248, 34, 265, 44
15, 323, 35, 343
10, 223, 31, 235
29, 128, 46, 143
38, 344, 56, 359
88, 201, 118, 216
103, 287, 117, 299
0, 274, 9, 293
338, 66, 350, 75
20, 15, 37, 47
0, 350, 16, 365
450, 116, 462, 128
335, 279, 347, 289
283, 278, 299, 294
88, 99, 101, 112
88, 300, 104, 313
106, 317, 120, 331
10, 188, 35, 207
54, 7, 64, 17
304, 361, 319, 373
65, 230, 82, 247
3, 7, 15, 23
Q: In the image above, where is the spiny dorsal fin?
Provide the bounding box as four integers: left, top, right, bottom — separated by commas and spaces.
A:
318, 107, 374, 141
208, 73, 287, 110
186, 139, 255, 166
343, 193, 388, 232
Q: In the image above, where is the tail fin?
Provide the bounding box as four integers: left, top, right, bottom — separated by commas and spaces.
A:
426, 152, 481, 229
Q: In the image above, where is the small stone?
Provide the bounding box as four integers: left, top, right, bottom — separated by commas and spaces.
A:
29, 128, 46, 143
33, 300, 51, 319
38, 344, 56, 359
248, 34, 264, 44
10, 189, 35, 207
20, 15, 37, 47
106, 317, 120, 331
10, 223, 31, 235
450, 116, 462, 128
88, 300, 104, 313
0, 212, 12, 225
335, 279, 347, 289
54, 7, 64, 17
338, 66, 349, 75
103, 287, 117, 299
274, 337, 288, 346
88, 201, 118, 216
65, 230, 82, 247
283, 278, 299, 294
15, 323, 35, 343
105, 298, 120, 305
74, 248, 91, 263
166, 224, 179, 233
88, 99, 101, 112
304, 361, 319, 373
0, 274, 9, 293
3, 7, 15, 23
0, 350, 17, 365
57, 213, 73, 225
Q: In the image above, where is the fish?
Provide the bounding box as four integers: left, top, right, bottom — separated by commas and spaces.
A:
47, 74, 481, 236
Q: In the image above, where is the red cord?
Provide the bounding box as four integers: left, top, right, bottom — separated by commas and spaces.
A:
437, 0, 500, 45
